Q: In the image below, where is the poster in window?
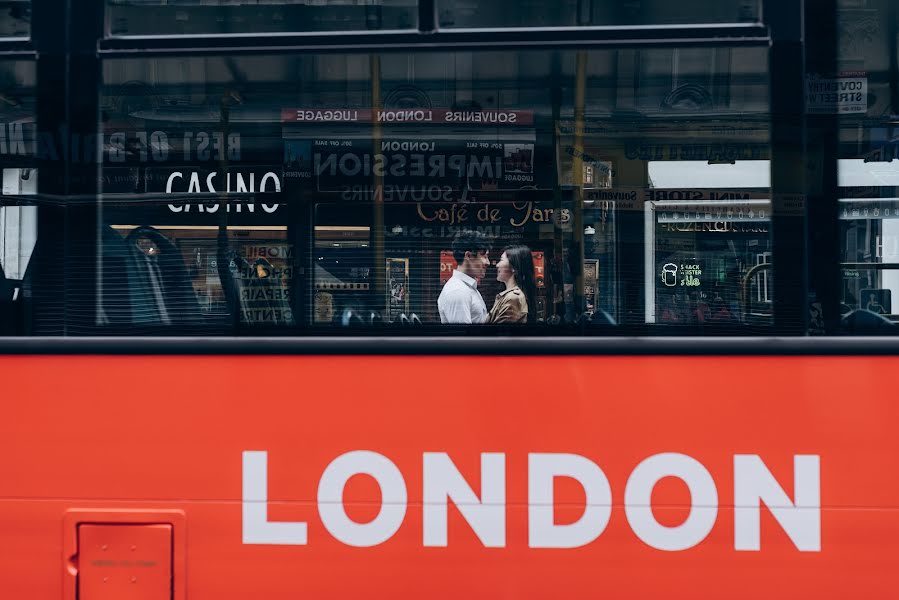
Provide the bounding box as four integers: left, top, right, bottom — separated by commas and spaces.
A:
860, 288, 891, 315
532, 251, 545, 288
535, 295, 546, 322
387, 258, 410, 322
584, 259, 599, 314
314, 291, 334, 323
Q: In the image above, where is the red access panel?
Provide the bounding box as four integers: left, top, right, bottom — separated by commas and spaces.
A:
78, 524, 172, 600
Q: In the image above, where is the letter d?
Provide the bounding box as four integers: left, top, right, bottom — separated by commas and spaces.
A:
528, 453, 612, 548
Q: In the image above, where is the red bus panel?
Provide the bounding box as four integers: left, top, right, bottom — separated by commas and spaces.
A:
1, 355, 896, 599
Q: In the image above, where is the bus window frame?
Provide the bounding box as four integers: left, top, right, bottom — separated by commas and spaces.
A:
10, 0, 846, 340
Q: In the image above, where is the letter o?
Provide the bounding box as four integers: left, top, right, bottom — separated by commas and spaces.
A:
624, 453, 718, 551
260, 172, 281, 193
339, 155, 362, 176
317, 451, 407, 547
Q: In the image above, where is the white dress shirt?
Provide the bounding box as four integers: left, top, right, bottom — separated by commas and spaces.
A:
438, 269, 488, 324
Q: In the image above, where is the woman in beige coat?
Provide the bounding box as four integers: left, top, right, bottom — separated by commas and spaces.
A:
488, 244, 537, 324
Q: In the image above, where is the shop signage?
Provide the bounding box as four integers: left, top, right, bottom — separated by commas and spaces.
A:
658, 222, 770, 233
296, 138, 542, 193
238, 265, 293, 325
806, 72, 868, 114
654, 197, 770, 225
0, 122, 30, 156
586, 188, 770, 213
646, 190, 767, 202
105, 130, 241, 163
840, 199, 899, 220
387, 224, 513, 240
281, 108, 534, 126
0, 125, 245, 161
153, 168, 283, 214
661, 262, 703, 288
163, 170, 281, 195
624, 143, 766, 162
586, 188, 641, 211
416, 201, 570, 228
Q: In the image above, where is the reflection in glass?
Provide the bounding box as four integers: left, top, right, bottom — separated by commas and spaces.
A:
0, 1, 29, 37
437, 0, 760, 28
836, 0, 899, 333
0, 61, 36, 335
95, 47, 769, 334
107, 0, 417, 36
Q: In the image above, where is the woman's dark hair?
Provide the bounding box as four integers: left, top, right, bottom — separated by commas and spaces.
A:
503, 244, 537, 318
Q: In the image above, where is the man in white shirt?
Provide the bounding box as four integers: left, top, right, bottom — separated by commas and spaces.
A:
438, 230, 491, 324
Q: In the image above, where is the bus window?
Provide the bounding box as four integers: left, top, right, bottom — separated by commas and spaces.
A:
0, 46, 774, 336
0, 60, 36, 335
836, 0, 899, 334
87, 48, 773, 334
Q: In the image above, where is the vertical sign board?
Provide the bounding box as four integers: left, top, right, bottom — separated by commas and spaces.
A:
806, 71, 868, 114
583, 259, 599, 313
386, 257, 409, 322
439, 251, 457, 286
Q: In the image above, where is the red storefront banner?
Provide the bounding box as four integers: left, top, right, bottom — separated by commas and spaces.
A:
533, 251, 545, 288
281, 107, 535, 126
439, 250, 457, 286
2, 355, 899, 599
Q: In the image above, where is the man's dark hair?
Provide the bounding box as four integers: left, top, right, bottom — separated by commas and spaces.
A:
451, 230, 492, 264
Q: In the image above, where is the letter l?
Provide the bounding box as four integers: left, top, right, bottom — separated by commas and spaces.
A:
242, 451, 308, 545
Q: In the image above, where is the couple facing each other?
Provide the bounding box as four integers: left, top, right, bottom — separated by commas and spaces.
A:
437, 230, 537, 325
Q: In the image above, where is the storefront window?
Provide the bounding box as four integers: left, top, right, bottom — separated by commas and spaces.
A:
107, 0, 417, 36
0, 1, 29, 37
437, 0, 760, 28
836, 0, 899, 332
96, 46, 769, 333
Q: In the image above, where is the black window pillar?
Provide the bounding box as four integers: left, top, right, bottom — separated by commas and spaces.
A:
31, 0, 104, 334
804, 0, 841, 334
766, 0, 810, 334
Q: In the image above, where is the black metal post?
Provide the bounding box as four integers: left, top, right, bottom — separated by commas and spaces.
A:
766, 0, 809, 335
31, 0, 104, 334
803, 0, 841, 334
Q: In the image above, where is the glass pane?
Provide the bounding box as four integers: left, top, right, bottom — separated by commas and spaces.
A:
107, 0, 417, 36
437, 0, 760, 28
96, 47, 769, 335
0, 60, 37, 335
0, 1, 29, 37
836, 0, 899, 333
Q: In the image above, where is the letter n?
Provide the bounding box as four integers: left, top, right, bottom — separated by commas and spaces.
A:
423, 453, 506, 547
734, 455, 820, 552
242, 451, 308, 545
